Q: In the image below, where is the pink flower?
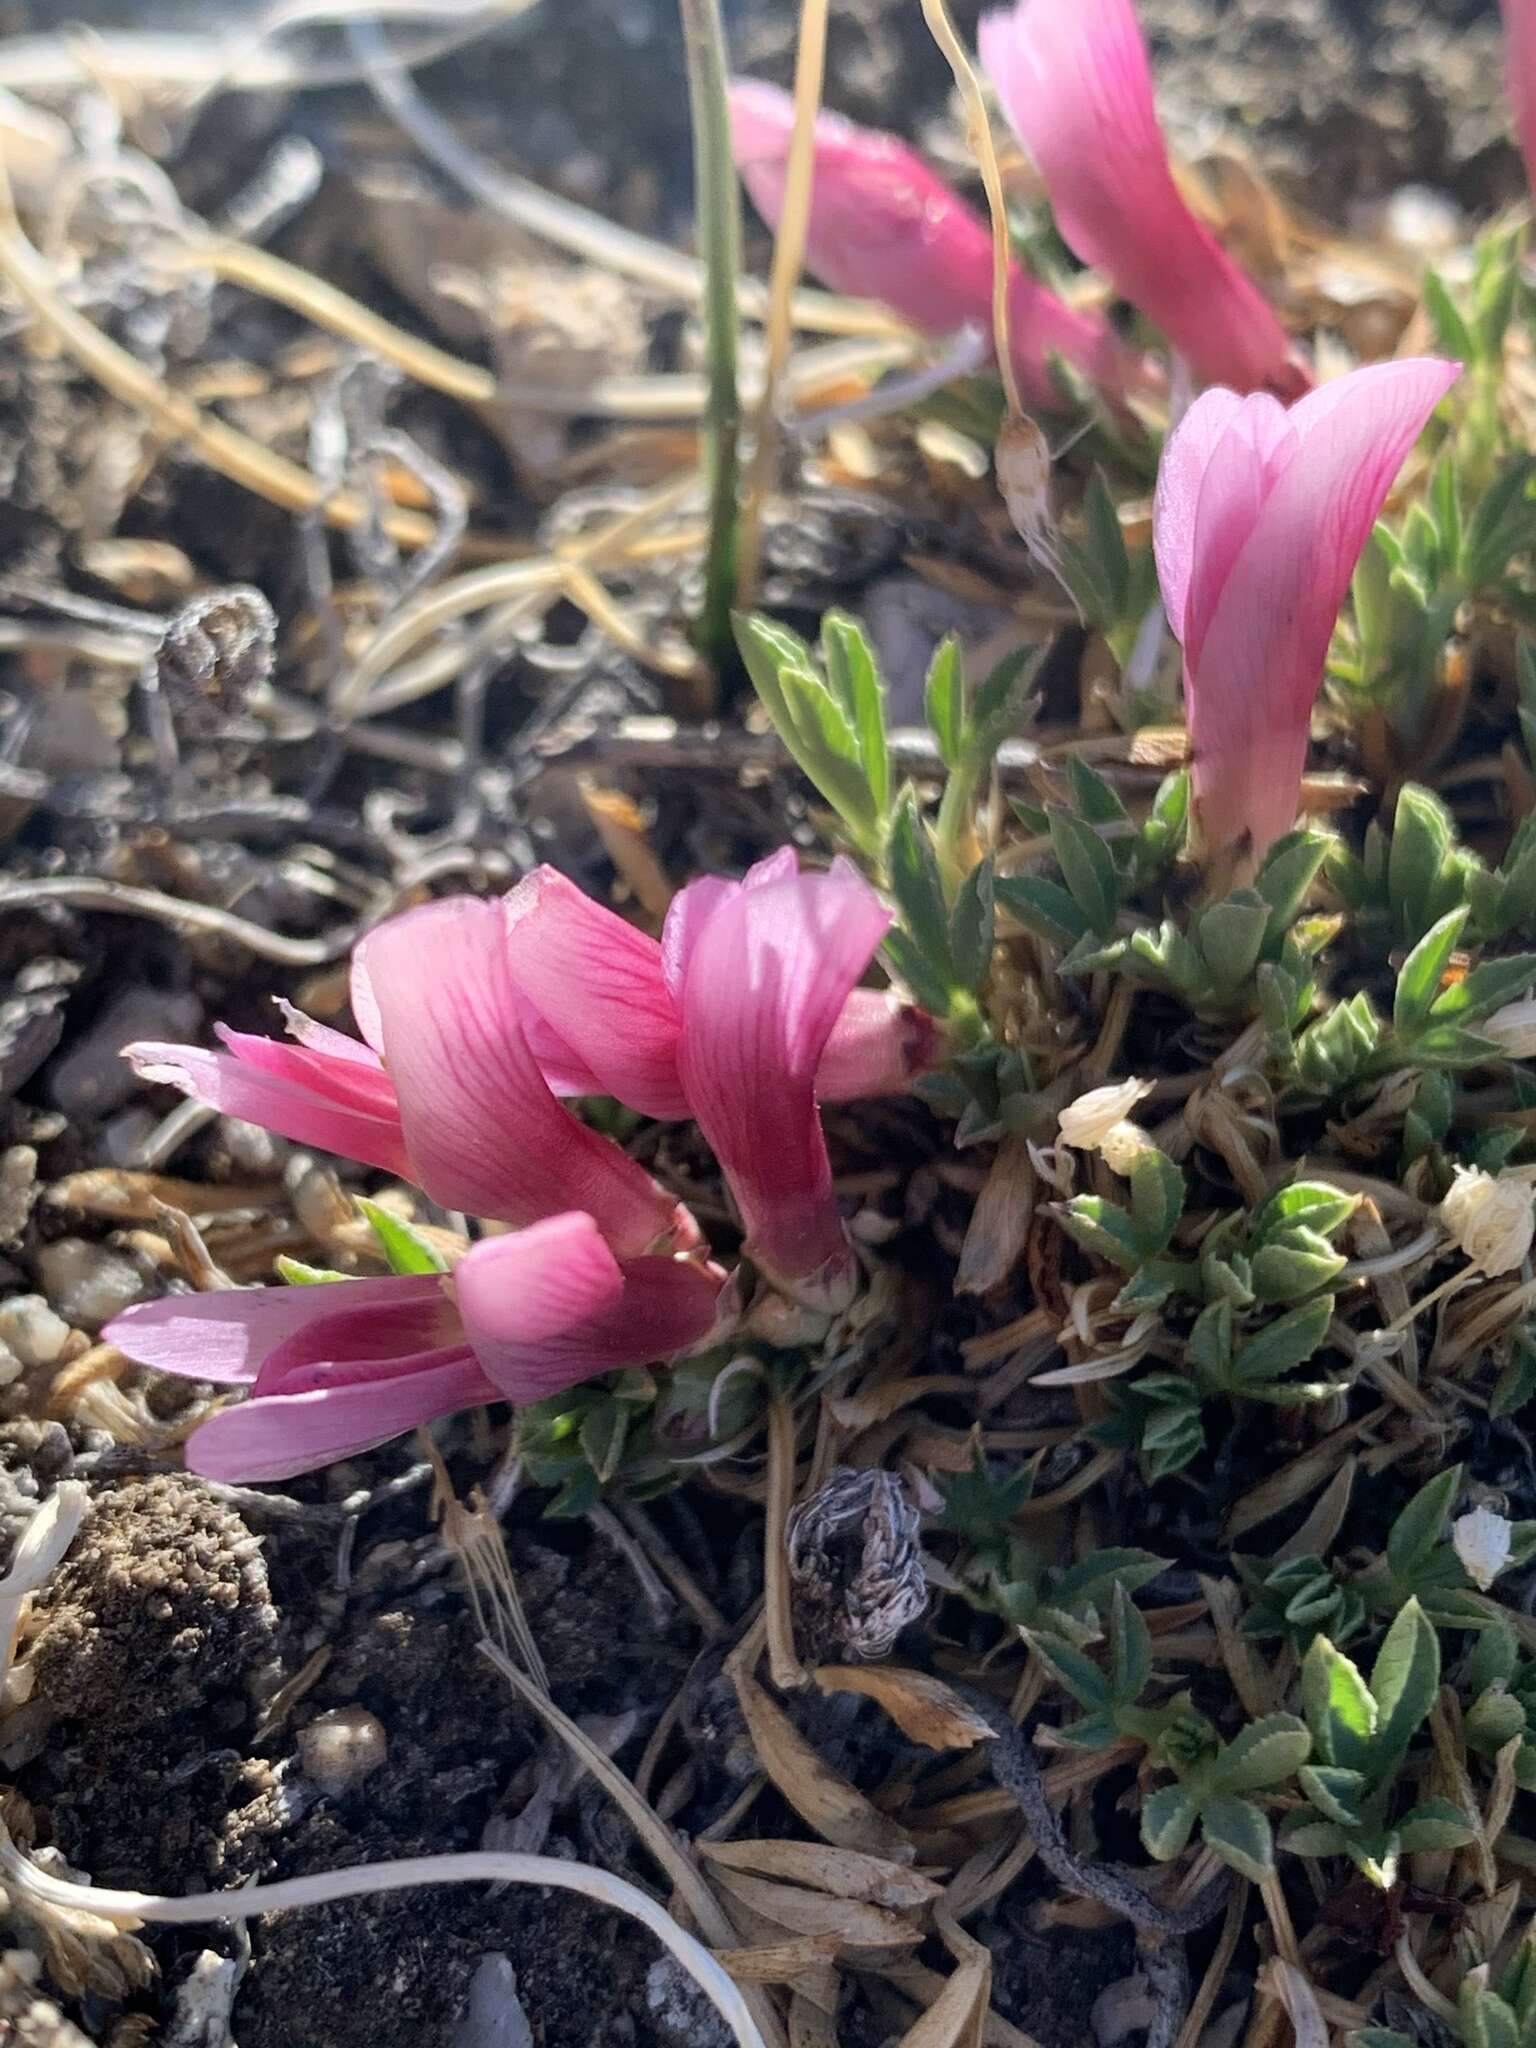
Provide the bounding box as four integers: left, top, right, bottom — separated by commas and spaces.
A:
978, 0, 1307, 398
668, 851, 892, 1309
1503, 0, 1536, 198
106, 1216, 723, 1482
132, 899, 693, 1258
502, 862, 938, 1116
728, 77, 1157, 410
1153, 359, 1461, 863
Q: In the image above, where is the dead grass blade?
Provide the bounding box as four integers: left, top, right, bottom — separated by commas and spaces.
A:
815, 1667, 993, 1751
732, 1666, 913, 1860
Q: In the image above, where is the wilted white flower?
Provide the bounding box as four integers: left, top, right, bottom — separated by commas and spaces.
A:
1452, 1505, 1513, 1591
1439, 1166, 1535, 1277
1482, 997, 1536, 1060
1057, 1078, 1155, 1177
1056, 1073, 1155, 1155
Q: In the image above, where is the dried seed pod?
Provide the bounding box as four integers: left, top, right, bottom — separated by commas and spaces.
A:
786, 1467, 927, 1663
152, 586, 276, 738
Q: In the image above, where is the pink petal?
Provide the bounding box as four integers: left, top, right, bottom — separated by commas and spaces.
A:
348, 946, 386, 1054
1154, 388, 1249, 642
661, 874, 738, 1002
1181, 393, 1296, 673
362, 896, 689, 1254
274, 1001, 384, 1071
502, 869, 689, 1119
458, 1221, 721, 1402
979, 0, 1303, 396
817, 989, 942, 1101
1183, 357, 1460, 860
1503, 0, 1536, 200
105, 1274, 445, 1384
676, 868, 890, 1306
127, 1037, 412, 1180
185, 1350, 496, 1483
251, 1292, 461, 1396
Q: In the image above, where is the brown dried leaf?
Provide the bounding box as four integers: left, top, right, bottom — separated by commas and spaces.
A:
815, 1667, 992, 1752
957, 1133, 1036, 1296
712, 1935, 842, 1983
710, 1866, 923, 1947
790, 1990, 842, 2048
732, 1667, 913, 1859
897, 1959, 990, 2048
47, 1170, 283, 1221
700, 1838, 941, 1908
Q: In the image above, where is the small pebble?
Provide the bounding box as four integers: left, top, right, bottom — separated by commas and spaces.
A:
0, 1341, 22, 1391
298, 1704, 388, 1796
35, 1238, 146, 1332
0, 1295, 70, 1369
0, 1146, 36, 1242
46, 988, 202, 1118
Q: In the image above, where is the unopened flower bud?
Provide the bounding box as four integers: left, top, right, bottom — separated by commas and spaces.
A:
1439, 1166, 1535, 1278
1452, 1505, 1513, 1592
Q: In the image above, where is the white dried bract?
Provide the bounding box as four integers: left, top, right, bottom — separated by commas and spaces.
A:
1057, 1079, 1156, 1177
1482, 997, 1536, 1059
1452, 1505, 1513, 1592
1439, 1166, 1536, 1277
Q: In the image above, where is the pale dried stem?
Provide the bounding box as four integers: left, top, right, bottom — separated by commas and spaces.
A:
736, 0, 831, 604
917, 0, 1021, 421
765, 1390, 809, 1691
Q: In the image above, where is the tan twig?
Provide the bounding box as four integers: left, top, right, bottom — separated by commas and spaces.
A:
735, 0, 831, 605
917, 0, 1021, 421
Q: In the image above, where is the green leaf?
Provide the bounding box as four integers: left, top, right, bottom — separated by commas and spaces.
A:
1099, 1593, 1147, 1713
1252, 830, 1330, 937
1462, 1989, 1521, 2048
356, 1196, 449, 1275
1386, 1466, 1460, 1582
1230, 1296, 1333, 1387
1212, 1713, 1312, 1794
1388, 784, 1456, 939
1066, 752, 1129, 826
1296, 1764, 1366, 1825
1048, 808, 1119, 936
1396, 1798, 1476, 1853
1302, 1636, 1377, 1768
1278, 1814, 1350, 1858
1140, 1784, 1198, 1862
1253, 1181, 1360, 1241
925, 633, 964, 772
950, 857, 996, 994
1393, 905, 1470, 1035
1199, 895, 1272, 994
1199, 1794, 1275, 1882
1432, 953, 1536, 1024
276, 1255, 349, 1285
1370, 1597, 1441, 1762
882, 927, 953, 1016
1128, 1150, 1185, 1257
1027, 1631, 1111, 1713
1422, 266, 1475, 361
966, 645, 1037, 770
822, 610, 890, 816
996, 874, 1092, 948
580, 1397, 630, 1484
1188, 1302, 1235, 1383
888, 790, 954, 984
1052, 1547, 1168, 1609
1250, 1230, 1347, 1303
1059, 1196, 1145, 1270
734, 613, 879, 847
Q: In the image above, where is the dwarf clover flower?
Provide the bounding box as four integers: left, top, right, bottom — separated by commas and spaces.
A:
1153, 358, 1461, 866
979, 0, 1308, 397
107, 1219, 722, 1483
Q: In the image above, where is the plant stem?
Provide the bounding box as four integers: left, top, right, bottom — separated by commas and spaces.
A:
917, 0, 1023, 423
735, 0, 831, 606
678, 0, 743, 694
